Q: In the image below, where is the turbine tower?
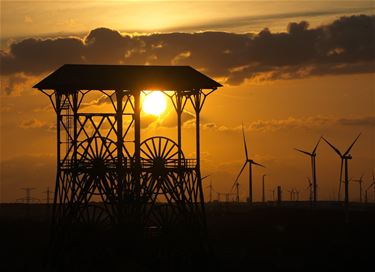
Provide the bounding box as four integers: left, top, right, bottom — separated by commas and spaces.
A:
262, 174, 267, 202
365, 171, 375, 203
233, 125, 265, 205
306, 177, 313, 202
294, 137, 321, 202
352, 174, 364, 203
322, 134, 361, 206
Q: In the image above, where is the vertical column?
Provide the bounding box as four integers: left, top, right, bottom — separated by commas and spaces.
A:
312, 157, 317, 202
134, 91, 141, 173
194, 91, 207, 232
194, 93, 201, 169
52, 92, 61, 224
277, 186, 282, 203
133, 91, 141, 224
116, 91, 124, 203
344, 158, 349, 207
71, 92, 78, 202
116, 91, 124, 167
249, 163, 253, 204
176, 94, 182, 164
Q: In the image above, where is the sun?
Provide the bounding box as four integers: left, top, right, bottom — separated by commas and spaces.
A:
142, 91, 167, 116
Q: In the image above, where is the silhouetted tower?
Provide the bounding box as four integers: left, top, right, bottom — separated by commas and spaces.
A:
217, 192, 221, 202
277, 186, 282, 203
19, 187, 36, 204
235, 182, 240, 203
269, 189, 275, 201
225, 193, 230, 202
295, 137, 320, 202
288, 189, 294, 201
365, 175, 375, 203
232, 180, 240, 203
206, 179, 214, 202
34, 65, 221, 265
262, 174, 266, 202
43, 187, 53, 204
352, 174, 364, 202
306, 177, 313, 202
323, 134, 361, 207
233, 124, 265, 205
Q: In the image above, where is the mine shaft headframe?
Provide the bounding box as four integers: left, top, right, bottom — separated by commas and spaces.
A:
33, 65, 221, 208
34, 65, 221, 131
33, 64, 222, 149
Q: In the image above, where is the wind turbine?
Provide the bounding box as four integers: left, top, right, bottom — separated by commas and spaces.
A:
295, 137, 321, 202
352, 174, 364, 203
233, 125, 265, 205
322, 133, 361, 207
365, 171, 375, 203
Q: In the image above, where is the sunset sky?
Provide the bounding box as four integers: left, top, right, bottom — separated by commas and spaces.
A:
1, 0, 374, 203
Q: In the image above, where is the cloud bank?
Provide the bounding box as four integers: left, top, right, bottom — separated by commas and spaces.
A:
1, 15, 374, 90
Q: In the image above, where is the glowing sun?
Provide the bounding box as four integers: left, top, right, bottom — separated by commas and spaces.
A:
142, 91, 167, 116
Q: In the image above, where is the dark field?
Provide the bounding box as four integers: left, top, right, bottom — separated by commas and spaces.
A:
1, 202, 375, 271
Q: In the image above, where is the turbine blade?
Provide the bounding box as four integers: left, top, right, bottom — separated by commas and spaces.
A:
252, 161, 266, 168
344, 133, 361, 156
306, 177, 312, 186
367, 182, 375, 190
360, 173, 364, 181
322, 137, 342, 157
232, 161, 247, 190
312, 137, 321, 154
201, 175, 210, 181
242, 123, 249, 160
294, 148, 312, 156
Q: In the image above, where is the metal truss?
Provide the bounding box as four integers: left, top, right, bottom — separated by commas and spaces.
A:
40, 88, 215, 269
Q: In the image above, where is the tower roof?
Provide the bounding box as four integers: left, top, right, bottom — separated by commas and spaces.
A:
33, 64, 222, 91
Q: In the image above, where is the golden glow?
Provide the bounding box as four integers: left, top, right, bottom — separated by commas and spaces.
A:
142, 91, 167, 116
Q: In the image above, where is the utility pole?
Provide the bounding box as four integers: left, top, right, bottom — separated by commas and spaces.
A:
225, 193, 229, 202
20, 187, 36, 204
43, 187, 53, 204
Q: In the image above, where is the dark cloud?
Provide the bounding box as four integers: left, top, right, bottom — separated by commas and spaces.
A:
1, 15, 374, 89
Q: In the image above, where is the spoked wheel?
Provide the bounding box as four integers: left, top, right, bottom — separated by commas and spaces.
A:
74, 136, 119, 200
77, 204, 111, 227
140, 136, 183, 169
139, 137, 185, 228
